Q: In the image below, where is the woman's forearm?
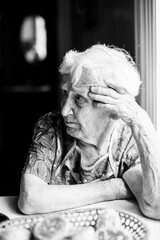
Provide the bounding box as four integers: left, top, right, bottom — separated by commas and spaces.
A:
18, 174, 133, 214
129, 110, 160, 206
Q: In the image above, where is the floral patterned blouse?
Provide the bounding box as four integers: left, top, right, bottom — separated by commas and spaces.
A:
22, 111, 140, 185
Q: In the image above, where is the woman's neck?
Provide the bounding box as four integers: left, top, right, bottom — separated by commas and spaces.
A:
77, 122, 116, 167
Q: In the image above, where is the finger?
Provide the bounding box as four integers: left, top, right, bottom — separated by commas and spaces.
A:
90, 86, 120, 99
93, 102, 117, 113
107, 84, 127, 94
91, 84, 127, 95
89, 92, 116, 104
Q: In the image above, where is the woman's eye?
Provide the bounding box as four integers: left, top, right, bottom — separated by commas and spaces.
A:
75, 95, 86, 105
62, 90, 68, 98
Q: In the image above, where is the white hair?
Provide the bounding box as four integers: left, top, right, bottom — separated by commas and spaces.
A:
59, 44, 141, 97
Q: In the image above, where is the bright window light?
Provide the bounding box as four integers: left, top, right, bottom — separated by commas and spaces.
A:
20, 15, 47, 63
156, 0, 160, 137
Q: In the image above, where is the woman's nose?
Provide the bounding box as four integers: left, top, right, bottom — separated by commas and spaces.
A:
61, 97, 73, 117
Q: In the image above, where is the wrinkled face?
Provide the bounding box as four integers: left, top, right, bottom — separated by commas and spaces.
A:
60, 74, 113, 146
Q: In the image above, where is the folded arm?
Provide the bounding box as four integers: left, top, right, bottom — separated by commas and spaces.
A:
90, 85, 160, 219
123, 110, 160, 220
18, 173, 133, 214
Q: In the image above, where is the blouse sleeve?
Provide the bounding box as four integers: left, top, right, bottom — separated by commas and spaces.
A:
116, 123, 140, 177
22, 113, 57, 183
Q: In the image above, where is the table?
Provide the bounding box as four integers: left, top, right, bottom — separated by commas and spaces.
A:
0, 196, 160, 239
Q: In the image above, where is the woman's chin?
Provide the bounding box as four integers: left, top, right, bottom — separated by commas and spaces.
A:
66, 126, 79, 137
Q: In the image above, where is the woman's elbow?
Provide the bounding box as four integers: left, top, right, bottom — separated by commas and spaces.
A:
18, 190, 37, 215
140, 199, 160, 220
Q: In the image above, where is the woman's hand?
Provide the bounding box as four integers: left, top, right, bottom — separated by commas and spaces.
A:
88, 85, 144, 125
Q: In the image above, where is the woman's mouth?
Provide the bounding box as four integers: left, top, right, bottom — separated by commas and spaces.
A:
65, 122, 80, 129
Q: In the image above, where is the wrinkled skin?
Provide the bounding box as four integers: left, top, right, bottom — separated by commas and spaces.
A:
61, 76, 117, 161
88, 84, 142, 125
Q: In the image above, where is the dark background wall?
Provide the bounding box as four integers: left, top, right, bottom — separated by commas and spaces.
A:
0, 0, 135, 195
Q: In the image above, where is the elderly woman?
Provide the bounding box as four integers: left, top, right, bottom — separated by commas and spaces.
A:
18, 44, 160, 219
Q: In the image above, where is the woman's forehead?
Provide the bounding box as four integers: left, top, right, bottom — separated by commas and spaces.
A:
61, 80, 99, 94
61, 81, 90, 95
61, 72, 99, 90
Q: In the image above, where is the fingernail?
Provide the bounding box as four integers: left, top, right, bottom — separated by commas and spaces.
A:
91, 86, 95, 92
88, 91, 92, 97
